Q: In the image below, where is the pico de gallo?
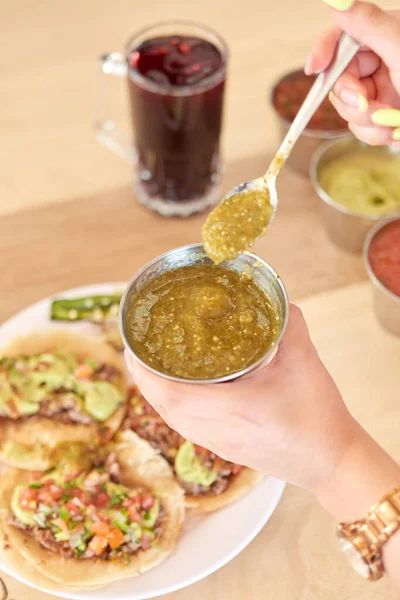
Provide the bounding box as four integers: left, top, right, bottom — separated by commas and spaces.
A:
9, 452, 162, 562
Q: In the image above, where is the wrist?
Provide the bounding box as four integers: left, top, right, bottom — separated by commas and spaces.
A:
313, 423, 400, 579
314, 424, 400, 521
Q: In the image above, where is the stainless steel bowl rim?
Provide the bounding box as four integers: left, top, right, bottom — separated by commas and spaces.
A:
363, 217, 400, 305
119, 243, 290, 384
310, 136, 400, 220
269, 67, 349, 139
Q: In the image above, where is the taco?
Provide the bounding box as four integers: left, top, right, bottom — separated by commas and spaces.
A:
0, 439, 184, 589
122, 387, 263, 513
0, 330, 128, 469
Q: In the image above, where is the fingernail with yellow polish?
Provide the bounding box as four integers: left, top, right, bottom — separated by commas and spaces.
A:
372, 108, 400, 127
321, 0, 355, 11
392, 128, 400, 141
328, 91, 335, 104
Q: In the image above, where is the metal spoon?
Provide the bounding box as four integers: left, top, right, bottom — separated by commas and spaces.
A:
203, 33, 361, 264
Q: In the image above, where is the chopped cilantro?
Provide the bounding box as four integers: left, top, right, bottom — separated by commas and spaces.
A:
110, 492, 127, 506
68, 520, 77, 530
100, 482, 107, 492
59, 506, 70, 522
144, 511, 151, 521
29, 483, 44, 489
87, 359, 98, 370
61, 492, 70, 503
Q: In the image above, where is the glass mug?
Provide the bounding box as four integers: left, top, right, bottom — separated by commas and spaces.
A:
96, 21, 228, 217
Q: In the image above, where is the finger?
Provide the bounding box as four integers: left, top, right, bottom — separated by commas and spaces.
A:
256, 304, 313, 376
348, 122, 393, 145
356, 51, 381, 79
132, 357, 240, 421
332, 1, 400, 90
305, 26, 342, 74
328, 93, 394, 127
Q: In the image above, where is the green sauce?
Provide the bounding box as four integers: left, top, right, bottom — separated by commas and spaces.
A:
202, 187, 273, 264
126, 264, 280, 380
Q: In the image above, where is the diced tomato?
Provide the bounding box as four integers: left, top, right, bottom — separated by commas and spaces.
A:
71, 488, 90, 506
38, 485, 62, 506
93, 493, 110, 508
88, 535, 108, 556
20, 487, 38, 510
141, 534, 152, 550
106, 528, 125, 550
91, 521, 110, 536
74, 364, 94, 380
128, 492, 141, 506
53, 518, 68, 532
49, 485, 63, 500
127, 504, 141, 523
65, 500, 82, 516
141, 494, 154, 510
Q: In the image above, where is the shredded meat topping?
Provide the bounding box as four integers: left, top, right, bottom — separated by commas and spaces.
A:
123, 387, 243, 497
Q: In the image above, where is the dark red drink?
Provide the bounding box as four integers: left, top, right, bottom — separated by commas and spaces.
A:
127, 26, 227, 216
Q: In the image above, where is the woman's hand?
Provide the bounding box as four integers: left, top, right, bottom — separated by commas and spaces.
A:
126, 305, 359, 494
306, 2, 400, 149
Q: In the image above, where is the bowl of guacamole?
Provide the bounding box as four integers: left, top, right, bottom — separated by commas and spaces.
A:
310, 136, 400, 253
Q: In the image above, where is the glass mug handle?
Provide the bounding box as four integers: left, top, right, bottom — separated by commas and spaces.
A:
95, 52, 136, 163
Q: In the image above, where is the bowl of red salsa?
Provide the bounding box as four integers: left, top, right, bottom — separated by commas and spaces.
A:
364, 218, 400, 337
270, 69, 349, 175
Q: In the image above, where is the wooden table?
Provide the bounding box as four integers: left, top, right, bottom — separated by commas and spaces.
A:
1, 0, 400, 598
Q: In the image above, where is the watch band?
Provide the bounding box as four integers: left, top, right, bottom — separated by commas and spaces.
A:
337, 486, 400, 581
365, 486, 400, 545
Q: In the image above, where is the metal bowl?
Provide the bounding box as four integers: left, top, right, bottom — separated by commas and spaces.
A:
270, 68, 349, 176
120, 243, 289, 384
310, 136, 400, 253
363, 218, 400, 337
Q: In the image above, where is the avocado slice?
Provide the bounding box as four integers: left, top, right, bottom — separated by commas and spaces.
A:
11, 485, 36, 526
175, 441, 217, 487
83, 381, 122, 421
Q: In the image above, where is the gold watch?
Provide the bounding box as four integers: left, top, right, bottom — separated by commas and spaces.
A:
337, 487, 400, 580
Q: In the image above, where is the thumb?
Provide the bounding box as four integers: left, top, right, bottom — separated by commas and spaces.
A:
332, 2, 400, 82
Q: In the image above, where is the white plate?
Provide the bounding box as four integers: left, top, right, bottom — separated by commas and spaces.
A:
0, 283, 285, 600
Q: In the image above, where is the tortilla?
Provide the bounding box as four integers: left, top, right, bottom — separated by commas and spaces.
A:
118, 429, 263, 514
0, 329, 128, 469
0, 434, 184, 589
184, 468, 264, 513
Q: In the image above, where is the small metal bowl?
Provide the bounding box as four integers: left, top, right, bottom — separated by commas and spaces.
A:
120, 243, 289, 384
363, 218, 400, 337
310, 136, 400, 254
270, 68, 349, 176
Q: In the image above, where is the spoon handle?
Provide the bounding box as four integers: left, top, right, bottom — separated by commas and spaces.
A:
267, 33, 360, 178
